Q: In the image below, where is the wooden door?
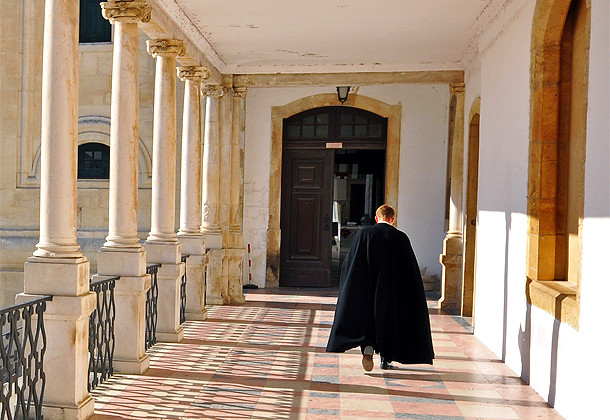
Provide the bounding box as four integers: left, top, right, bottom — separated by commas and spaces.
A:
462, 113, 480, 317
280, 149, 333, 287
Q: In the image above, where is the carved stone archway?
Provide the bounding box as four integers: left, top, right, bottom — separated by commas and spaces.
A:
265, 93, 401, 287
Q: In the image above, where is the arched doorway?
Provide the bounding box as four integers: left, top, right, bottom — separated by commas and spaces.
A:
462, 98, 481, 317
265, 93, 402, 288
279, 107, 387, 287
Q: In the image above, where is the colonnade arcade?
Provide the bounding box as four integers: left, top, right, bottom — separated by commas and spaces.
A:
18, 0, 246, 417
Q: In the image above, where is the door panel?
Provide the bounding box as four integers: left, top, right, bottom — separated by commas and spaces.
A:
280, 150, 333, 287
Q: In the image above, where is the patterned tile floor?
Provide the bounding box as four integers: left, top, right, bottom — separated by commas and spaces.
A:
90, 288, 565, 420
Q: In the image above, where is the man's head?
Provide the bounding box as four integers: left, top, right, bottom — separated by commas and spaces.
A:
375, 204, 395, 224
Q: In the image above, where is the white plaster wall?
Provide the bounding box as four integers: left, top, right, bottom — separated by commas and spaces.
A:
243, 85, 449, 287
471, 1, 610, 419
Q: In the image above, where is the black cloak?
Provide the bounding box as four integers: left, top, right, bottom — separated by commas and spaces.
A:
326, 222, 434, 365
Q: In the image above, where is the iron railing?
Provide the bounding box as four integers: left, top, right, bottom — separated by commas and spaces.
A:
179, 255, 189, 324
145, 264, 161, 350
1, 295, 52, 420
88, 275, 118, 391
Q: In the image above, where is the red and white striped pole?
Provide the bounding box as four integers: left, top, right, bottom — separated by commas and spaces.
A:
244, 243, 258, 289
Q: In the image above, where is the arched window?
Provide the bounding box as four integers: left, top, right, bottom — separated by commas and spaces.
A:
527, 0, 590, 329
79, 0, 111, 43
78, 143, 110, 179
284, 107, 387, 147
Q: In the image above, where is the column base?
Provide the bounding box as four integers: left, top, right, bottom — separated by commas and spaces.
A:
184, 254, 208, 320
206, 248, 225, 305
157, 326, 184, 343
226, 248, 246, 305
155, 262, 185, 343
42, 395, 94, 420
438, 234, 463, 310
114, 354, 150, 375
203, 231, 222, 250
439, 256, 463, 310
98, 247, 147, 277
186, 308, 208, 321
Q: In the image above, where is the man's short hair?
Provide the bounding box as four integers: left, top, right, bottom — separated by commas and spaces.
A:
376, 204, 395, 221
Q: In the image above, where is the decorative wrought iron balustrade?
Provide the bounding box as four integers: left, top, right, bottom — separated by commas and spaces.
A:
1, 295, 52, 420
180, 255, 189, 324
145, 264, 161, 350
88, 275, 118, 391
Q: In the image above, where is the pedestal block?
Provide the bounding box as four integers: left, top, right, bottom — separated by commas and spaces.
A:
184, 254, 208, 320
113, 275, 151, 373
16, 292, 96, 420
438, 235, 463, 310
226, 248, 246, 305
203, 231, 222, 250
206, 248, 225, 305
156, 262, 185, 342
24, 257, 90, 296
98, 248, 150, 373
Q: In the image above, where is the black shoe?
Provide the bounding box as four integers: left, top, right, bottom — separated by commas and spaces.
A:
380, 361, 395, 370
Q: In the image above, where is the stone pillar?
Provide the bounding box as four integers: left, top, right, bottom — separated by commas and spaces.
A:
227, 86, 247, 304
217, 79, 235, 304
97, 0, 152, 375
201, 85, 225, 304
439, 82, 466, 310
144, 38, 186, 342
177, 66, 210, 320
19, 0, 95, 417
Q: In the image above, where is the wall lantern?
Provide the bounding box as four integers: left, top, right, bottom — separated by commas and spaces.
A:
336, 86, 350, 104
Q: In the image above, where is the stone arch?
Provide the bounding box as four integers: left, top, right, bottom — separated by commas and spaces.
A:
32, 115, 153, 187
527, 0, 590, 329
265, 93, 402, 287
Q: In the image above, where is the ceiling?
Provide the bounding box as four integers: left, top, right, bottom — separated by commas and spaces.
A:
168, 0, 492, 74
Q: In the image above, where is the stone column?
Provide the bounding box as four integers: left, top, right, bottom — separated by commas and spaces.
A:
97, 0, 152, 375
218, 79, 235, 304
201, 85, 225, 304
439, 83, 466, 310
144, 38, 185, 342
227, 86, 247, 304
19, 0, 95, 417
177, 66, 210, 320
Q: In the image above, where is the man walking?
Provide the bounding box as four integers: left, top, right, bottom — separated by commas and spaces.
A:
326, 204, 434, 371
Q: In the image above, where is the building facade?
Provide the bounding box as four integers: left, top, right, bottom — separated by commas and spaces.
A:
0, 0, 608, 419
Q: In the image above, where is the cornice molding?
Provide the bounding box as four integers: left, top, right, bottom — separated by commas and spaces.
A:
146, 38, 186, 58
101, 1, 152, 24
233, 70, 464, 88
147, 0, 227, 72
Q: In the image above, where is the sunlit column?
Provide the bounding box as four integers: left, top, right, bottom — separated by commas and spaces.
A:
439, 82, 466, 310
20, 0, 95, 417
144, 38, 186, 343
227, 86, 247, 305
201, 85, 226, 305
178, 65, 210, 320
97, 0, 153, 375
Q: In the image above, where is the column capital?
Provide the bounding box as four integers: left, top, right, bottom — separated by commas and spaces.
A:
101, 1, 152, 24
449, 82, 466, 95
233, 87, 248, 99
177, 66, 210, 82
146, 38, 186, 58
202, 85, 225, 98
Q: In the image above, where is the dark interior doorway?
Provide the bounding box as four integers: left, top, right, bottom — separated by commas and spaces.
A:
331, 150, 386, 285
280, 107, 387, 287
